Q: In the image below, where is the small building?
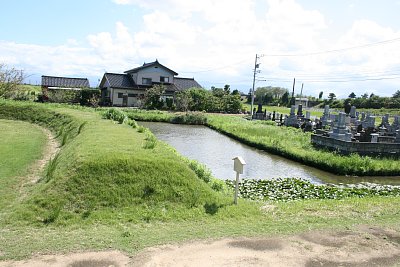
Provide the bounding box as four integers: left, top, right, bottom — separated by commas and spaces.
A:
41, 75, 90, 92
99, 60, 202, 107
41, 75, 90, 102
295, 97, 309, 108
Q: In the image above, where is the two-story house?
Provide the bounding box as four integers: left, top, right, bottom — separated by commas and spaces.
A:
99, 60, 202, 107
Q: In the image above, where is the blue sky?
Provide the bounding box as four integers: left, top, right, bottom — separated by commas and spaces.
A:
1, 0, 400, 98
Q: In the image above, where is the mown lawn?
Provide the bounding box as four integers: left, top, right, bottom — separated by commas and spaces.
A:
0, 119, 46, 212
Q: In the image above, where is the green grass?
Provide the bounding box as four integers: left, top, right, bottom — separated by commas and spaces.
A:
0, 100, 227, 225
1, 196, 400, 260
207, 115, 400, 176
1, 101, 400, 261
0, 119, 46, 212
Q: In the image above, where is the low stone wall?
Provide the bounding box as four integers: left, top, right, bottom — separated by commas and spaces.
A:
311, 134, 400, 157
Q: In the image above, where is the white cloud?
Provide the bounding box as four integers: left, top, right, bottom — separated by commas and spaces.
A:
1, 0, 399, 96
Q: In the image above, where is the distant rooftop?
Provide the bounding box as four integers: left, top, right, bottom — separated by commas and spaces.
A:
41, 75, 90, 88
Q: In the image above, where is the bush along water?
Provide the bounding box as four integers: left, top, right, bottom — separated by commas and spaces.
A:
225, 178, 400, 202
102, 108, 127, 124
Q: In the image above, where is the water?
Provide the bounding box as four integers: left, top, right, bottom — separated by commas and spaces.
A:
139, 122, 400, 185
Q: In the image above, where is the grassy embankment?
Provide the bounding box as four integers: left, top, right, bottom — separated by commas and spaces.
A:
1, 101, 400, 261
0, 119, 47, 212
124, 109, 400, 176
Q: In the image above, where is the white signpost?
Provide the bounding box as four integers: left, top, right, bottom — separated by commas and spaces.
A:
232, 156, 246, 205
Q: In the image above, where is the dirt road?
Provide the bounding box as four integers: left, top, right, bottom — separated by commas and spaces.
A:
1, 225, 400, 267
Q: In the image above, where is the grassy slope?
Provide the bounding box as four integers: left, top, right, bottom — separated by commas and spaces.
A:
0, 102, 400, 261
0, 119, 46, 212
0, 101, 226, 224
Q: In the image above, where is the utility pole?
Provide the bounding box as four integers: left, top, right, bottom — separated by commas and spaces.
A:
250, 54, 262, 117
299, 83, 304, 101
290, 78, 296, 106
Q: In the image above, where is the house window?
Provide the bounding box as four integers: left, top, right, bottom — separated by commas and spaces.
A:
142, 78, 152, 85
160, 76, 169, 83
118, 93, 123, 98
128, 93, 138, 97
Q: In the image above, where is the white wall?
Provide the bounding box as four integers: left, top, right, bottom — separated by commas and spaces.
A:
135, 66, 174, 85
111, 88, 145, 107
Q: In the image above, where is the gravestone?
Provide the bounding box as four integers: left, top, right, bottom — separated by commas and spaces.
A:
344, 102, 351, 114
305, 111, 310, 120
361, 112, 366, 121
297, 104, 303, 117
284, 105, 299, 127
257, 104, 263, 113
329, 112, 351, 141
381, 114, 390, 127
395, 130, 400, 143
350, 106, 356, 118
321, 106, 331, 127
370, 133, 379, 143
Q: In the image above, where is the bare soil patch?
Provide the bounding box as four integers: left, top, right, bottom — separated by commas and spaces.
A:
2, 226, 399, 267
17, 125, 59, 196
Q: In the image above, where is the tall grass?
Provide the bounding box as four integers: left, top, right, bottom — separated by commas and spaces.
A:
124, 109, 207, 125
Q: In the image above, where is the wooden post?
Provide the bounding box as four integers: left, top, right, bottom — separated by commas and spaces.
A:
232, 156, 246, 205
234, 171, 240, 205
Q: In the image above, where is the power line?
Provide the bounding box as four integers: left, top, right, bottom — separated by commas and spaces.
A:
179, 58, 250, 74
262, 37, 400, 57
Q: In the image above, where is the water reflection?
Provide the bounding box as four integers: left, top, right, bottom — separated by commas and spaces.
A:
139, 122, 400, 185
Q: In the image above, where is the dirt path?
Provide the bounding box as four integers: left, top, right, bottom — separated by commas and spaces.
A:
20, 125, 60, 189
1, 226, 399, 267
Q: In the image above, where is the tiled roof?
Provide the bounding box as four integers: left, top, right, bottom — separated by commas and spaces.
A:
41, 75, 90, 88
174, 77, 202, 91
103, 73, 135, 89
124, 60, 178, 76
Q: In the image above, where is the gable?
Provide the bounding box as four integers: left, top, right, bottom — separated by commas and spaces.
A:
124, 60, 178, 76
99, 73, 135, 89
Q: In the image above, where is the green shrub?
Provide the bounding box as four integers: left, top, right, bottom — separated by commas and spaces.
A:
102, 108, 127, 124
143, 132, 157, 149
171, 112, 207, 125
80, 89, 101, 106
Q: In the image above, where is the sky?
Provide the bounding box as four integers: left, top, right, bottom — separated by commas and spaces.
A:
1, 0, 400, 98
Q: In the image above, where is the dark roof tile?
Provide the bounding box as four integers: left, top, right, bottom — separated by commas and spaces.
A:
41, 76, 90, 88
124, 60, 178, 76
174, 77, 202, 91
103, 73, 135, 89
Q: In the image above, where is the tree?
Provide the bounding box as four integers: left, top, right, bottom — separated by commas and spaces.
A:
281, 91, 289, 105
328, 92, 336, 101
318, 91, 323, 100
175, 90, 192, 112
348, 92, 356, 98
231, 89, 240, 95
143, 84, 165, 109
0, 63, 25, 99
361, 93, 369, 99
223, 84, 230, 95
393, 90, 400, 98
211, 86, 225, 97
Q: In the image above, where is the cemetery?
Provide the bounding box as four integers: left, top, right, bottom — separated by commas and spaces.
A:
252, 103, 400, 156
311, 105, 400, 156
